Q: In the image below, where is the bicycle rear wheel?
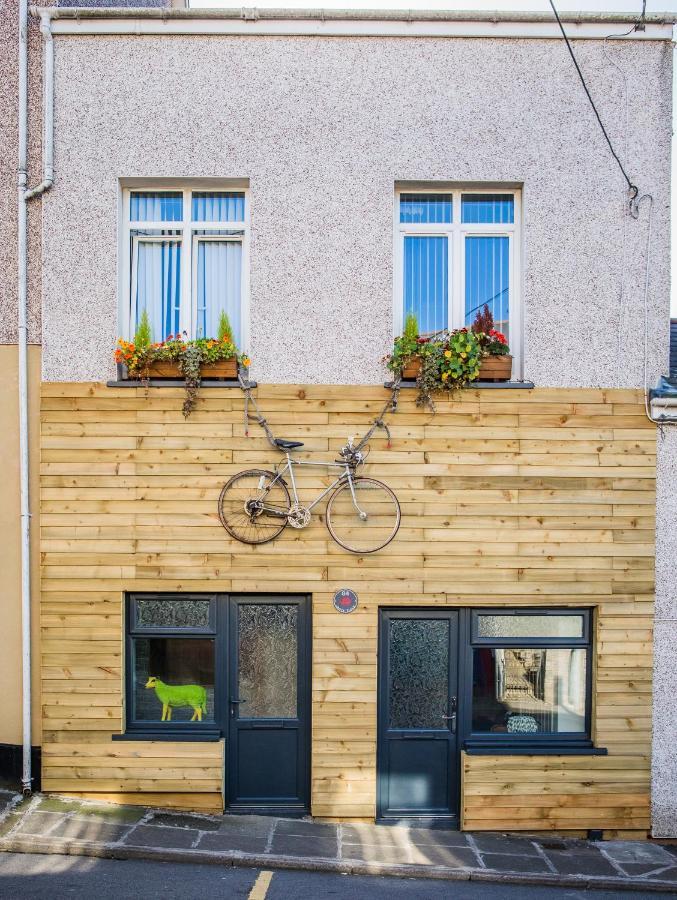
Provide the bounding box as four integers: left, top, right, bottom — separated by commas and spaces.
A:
326, 476, 400, 554
218, 469, 291, 545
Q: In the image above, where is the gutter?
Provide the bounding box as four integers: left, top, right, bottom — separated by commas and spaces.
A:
38, 7, 675, 39
17, 2, 54, 795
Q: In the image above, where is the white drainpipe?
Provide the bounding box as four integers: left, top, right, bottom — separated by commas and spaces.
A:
18, 2, 54, 794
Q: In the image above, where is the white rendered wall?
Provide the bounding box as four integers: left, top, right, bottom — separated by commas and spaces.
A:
41, 34, 671, 385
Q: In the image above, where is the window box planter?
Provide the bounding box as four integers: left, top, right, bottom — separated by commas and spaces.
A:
402, 357, 422, 380
142, 358, 239, 380
477, 354, 512, 382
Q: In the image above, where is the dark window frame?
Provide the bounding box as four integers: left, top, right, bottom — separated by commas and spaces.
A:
123, 592, 222, 739
461, 607, 594, 751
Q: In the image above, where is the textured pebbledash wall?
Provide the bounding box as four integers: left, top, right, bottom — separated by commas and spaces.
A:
653, 430, 677, 837
40, 34, 672, 386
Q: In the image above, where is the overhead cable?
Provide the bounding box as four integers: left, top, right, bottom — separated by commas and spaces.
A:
548, 0, 639, 205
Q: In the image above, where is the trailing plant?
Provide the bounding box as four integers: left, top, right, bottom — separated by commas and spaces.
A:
115, 331, 251, 418
470, 304, 510, 356
386, 325, 482, 410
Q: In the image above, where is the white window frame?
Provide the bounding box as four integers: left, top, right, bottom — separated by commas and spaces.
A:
394, 187, 521, 376
120, 184, 250, 351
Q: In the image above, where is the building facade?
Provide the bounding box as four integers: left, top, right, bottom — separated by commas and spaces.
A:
2, 6, 676, 835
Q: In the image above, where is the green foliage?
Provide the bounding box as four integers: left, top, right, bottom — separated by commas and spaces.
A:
217, 311, 233, 343
134, 310, 152, 350
403, 312, 419, 342
115, 331, 250, 418
385, 322, 483, 411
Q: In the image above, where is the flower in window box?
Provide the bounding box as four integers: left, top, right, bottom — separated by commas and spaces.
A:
471, 304, 512, 382
114, 309, 247, 417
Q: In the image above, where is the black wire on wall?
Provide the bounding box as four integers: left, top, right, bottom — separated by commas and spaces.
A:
548, 0, 640, 200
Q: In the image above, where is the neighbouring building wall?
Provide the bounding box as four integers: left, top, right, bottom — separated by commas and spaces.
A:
41, 33, 672, 387
653, 430, 677, 837
0, 0, 47, 344
0, 347, 43, 749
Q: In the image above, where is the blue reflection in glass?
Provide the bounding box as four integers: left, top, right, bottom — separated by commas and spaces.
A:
465, 236, 509, 340
462, 194, 514, 224
403, 236, 448, 334
192, 192, 245, 222
130, 192, 183, 222
400, 194, 452, 225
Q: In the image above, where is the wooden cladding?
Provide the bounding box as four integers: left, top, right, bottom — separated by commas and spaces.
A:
39, 383, 655, 830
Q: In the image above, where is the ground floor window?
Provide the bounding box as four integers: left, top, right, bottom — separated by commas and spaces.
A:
126, 594, 218, 732
468, 609, 591, 745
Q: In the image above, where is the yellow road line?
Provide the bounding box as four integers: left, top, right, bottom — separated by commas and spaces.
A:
248, 869, 274, 900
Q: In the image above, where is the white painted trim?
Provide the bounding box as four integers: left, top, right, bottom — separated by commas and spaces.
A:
46, 13, 674, 41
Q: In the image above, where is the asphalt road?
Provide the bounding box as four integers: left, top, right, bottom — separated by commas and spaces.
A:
0, 853, 673, 899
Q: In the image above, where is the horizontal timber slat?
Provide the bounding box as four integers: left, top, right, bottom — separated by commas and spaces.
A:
39, 384, 654, 830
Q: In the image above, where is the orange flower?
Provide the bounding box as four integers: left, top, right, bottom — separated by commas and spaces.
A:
207, 341, 215, 349
242, 357, 251, 368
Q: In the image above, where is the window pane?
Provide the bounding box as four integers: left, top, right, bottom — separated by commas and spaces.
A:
135, 598, 211, 630
130, 192, 183, 222
400, 193, 452, 224
238, 605, 297, 718
472, 648, 587, 734
133, 240, 181, 341
192, 192, 245, 222
196, 240, 242, 343
389, 618, 449, 728
132, 637, 215, 723
465, 235, 509, 343
476, 614, 584, 640
403, 236, 448, 334
462, 194, 514, 224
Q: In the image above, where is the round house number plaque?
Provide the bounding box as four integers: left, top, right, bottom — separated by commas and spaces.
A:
333, 588, 358, 614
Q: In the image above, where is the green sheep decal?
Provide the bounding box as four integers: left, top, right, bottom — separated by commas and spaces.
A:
145, 676, 207, 722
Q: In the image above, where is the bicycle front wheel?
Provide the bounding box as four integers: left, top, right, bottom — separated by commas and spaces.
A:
326, 477, 401, 554
218, 469, 291, 545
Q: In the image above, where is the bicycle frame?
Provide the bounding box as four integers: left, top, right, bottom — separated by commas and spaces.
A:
263, 452, 366, 516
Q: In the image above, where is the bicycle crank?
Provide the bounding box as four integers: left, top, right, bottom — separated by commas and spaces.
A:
287, 504, 311, 529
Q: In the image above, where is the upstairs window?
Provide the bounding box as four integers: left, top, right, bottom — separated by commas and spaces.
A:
121, 187, 248, 346
395, 188, 520, 356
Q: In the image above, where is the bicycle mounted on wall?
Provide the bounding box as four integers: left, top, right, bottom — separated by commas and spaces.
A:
217, 375, 402, 554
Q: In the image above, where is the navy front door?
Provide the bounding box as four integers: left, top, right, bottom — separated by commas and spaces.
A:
227, 596, 310, 813
377, 610, 460, 823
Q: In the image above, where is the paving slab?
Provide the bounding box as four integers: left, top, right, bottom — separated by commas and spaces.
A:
602, 841, 675, 866
196, 832, 269, 854
544, 847, 619, 878
276, 819, 337, 839
270, 834, 339, 859
471, 834, 542, 856
14, 811, 64, 835
49, 819, 131, 844
148, 812, 221, 832
480, 852, 552, 875
409, 845, 478, 868
125, 825, 198, 850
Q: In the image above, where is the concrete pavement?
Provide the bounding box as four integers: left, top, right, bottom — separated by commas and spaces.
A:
1, 791, 676, 894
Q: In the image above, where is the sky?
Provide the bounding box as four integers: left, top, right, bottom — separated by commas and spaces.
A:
191, 0, 677, 313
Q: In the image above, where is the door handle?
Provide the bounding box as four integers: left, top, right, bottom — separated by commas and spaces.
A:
442, 696, 457, 733
230, 698, 246, 717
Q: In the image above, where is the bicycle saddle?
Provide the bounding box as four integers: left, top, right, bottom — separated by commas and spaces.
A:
274, 438, 305, 450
